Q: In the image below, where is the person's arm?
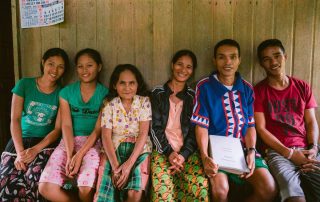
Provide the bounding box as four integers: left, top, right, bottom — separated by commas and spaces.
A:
304, 108, 319, 159
244, 127, 256, 178
10, 94, 27, 171
255, 112, 292, 156
102, 127, 119, 169
179, 124, 197, 161
115, 120, 150, 188
255, 112, 310, 166
22, 109, 62, 164
195, 125, 218, 177
59, 97, 74, 176
169, 124, 197, 174
150, 91, 174, 156
69, 112, 102, 176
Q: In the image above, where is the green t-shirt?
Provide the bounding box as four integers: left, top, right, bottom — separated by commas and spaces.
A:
60, 81, 109, 136
11, 77, 61, 138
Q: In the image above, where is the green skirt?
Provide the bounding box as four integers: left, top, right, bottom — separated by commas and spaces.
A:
96, 142, 150, 202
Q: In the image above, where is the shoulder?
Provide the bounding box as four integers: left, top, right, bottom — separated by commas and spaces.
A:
186, 85, 195, 98
97, 82, 109, 93
151, 85, 165, 95
59, 81, 78, 95
17, 77, 35, 86
195, 76, 210, 90
138, 95, 150, 103
63, 81, 78, 90
254, 78, 268, 91
241, 78, 254, 91
103, 97, 118, 108
290, 76, 310, 88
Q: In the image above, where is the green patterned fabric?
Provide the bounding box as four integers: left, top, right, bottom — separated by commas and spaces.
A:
96, 142, 150, 202
150, 151, 209, 202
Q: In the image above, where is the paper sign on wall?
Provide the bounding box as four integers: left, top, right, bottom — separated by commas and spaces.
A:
20, 0, 64, 28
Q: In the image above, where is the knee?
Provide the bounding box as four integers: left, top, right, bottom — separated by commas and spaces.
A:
127, 190, 143, 202
38, 182, 49, 196
78, 186, 94, 198
212, 184, 229, 200
255, 180, 278, 201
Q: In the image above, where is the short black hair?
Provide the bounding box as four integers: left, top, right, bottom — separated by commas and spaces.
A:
171, 49, 197, 70
257, 39, 286, 62
213, 39, 241, 58
106, 64, 149, 101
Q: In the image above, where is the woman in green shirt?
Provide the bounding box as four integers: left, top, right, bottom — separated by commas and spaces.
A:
0, 48, 70, 201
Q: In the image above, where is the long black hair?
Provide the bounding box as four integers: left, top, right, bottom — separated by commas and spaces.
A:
106, 64, 149, 101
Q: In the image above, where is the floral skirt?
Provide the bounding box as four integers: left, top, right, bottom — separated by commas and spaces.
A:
150, 151, 209, 202
0, 138, 56, 202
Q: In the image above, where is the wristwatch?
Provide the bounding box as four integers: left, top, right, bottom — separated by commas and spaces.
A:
247, 147, 257, 153
308, 143, 319, 150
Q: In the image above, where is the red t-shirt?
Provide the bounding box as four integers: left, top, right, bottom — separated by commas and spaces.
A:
254, 76, 317, 148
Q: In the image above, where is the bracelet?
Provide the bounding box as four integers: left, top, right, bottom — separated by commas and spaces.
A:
287, 148, 294, 159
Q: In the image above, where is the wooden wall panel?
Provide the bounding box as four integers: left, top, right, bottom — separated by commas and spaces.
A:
152, 0, 173, 87
113, 0, 134, 64
252, 0, 273, 84
292, 0, 316, 83
60, 0, 77, 82
20, 28, 42, 76
173, 0, 193, 51
212, 0, 233, 44
97, 0, 113, 86
134, 0, 153, 86
193, 0, 213, 80
13, 0, 320, 119
40, 25, 60, 56
233, 0, 253, 83
274, 0, 294, 76
312, 0, 320, 121
77, 0, 97, 50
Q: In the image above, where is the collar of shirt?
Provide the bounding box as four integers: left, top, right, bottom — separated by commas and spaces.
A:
209, 71, 245, 97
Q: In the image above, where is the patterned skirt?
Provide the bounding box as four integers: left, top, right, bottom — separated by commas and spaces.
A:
95, 141, 150, 202
150, 151, 209, 202
0, 138, 56, 202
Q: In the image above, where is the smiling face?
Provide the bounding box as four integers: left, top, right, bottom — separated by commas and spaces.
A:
171, 55, 194, 83
259, 46, 287, 77
76, 54, 101, 83
42, 56, 65, 82
214, 45, 241, 79
114, 70, 138, 102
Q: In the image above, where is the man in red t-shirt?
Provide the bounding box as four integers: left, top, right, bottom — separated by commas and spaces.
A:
254, 39, 320, 202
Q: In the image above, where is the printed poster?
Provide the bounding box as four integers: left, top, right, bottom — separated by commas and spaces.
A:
20, 0, 64, 28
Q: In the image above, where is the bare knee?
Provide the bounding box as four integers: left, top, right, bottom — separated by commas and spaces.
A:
209, 174, 229, 201
211, 183, 229, 201
78, 186, 94, 201
38, 182, 47, 196
38, 182, 63, 199
127, 190, 143, 202
255, 182, 278, 201
39, 182, 55, 197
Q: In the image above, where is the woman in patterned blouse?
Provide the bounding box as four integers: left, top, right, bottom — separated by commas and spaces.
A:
95, 64, 152, 202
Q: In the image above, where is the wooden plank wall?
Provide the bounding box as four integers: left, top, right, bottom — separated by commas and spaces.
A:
13, 0, 320, 120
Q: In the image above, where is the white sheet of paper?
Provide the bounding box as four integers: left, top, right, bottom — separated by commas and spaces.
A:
209, 135, 250, 175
